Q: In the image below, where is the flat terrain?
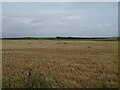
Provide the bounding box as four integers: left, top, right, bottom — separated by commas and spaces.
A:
2, 40, 118, 88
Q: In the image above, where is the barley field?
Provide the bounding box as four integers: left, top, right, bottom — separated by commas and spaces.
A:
2, 40, 118, 88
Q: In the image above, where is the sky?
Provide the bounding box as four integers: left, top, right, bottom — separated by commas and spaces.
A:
2, 2, 118, 38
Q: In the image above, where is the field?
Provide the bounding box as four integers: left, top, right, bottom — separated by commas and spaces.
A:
2, 40, 118, 88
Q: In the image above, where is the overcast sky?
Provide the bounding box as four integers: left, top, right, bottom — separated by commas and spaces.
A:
2, 2, 118, 38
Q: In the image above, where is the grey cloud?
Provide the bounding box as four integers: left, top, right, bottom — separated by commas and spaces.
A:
2, 2, 118, 38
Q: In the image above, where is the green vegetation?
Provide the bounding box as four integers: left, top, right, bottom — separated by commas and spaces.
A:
3, 76, 65, 88
96, 81, 119, 88
1, 37, 57, 40
2, 69, 65, 88
3, 77, 119, 88
1, 37, 119, 41
93, 39, 119, 41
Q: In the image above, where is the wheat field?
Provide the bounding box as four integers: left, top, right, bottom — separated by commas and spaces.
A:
2, 40, 118, 88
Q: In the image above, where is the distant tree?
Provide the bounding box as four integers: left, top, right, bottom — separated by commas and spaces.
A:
56, 36, 61, 39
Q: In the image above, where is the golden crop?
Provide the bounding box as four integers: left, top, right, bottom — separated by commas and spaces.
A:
2, 40, 118, 88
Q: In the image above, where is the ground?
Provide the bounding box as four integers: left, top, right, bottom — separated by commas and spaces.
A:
2, 40, 118, 88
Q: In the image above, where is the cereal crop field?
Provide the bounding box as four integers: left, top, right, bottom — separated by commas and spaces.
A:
2, 40, 118, 88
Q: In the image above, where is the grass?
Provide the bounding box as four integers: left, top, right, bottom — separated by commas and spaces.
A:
3, 77, 119, 88
2, 77, 65, 88
3, 71, 119, 88
2, 69, 65, 88
96, 81, 119, 88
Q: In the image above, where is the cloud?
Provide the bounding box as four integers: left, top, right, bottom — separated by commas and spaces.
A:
2, 2, 118, 37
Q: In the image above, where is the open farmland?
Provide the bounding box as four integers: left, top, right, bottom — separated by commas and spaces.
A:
2, 40, 118, 88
